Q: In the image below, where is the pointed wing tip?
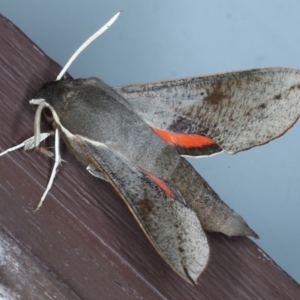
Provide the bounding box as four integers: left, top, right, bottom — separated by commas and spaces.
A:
184, 264, 208, 285
182, 246, 210, 285
248, 229, 259, 239
186, 274, 199, 286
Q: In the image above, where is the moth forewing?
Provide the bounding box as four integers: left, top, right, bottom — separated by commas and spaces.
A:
115, 68, 300, 154
75, 136, 210, 284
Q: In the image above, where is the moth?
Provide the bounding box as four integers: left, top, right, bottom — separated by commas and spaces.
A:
1, 12, 300, 284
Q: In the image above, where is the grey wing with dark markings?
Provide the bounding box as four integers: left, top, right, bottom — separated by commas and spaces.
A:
75, 136, 209, 284
115, 68, 300, 154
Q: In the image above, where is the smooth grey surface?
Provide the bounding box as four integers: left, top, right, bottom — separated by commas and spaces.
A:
1, 1, 300, 283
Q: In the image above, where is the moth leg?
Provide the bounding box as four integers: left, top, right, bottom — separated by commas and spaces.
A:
86, 164, 108, 182
34, 129, 61, 212
0, 132, 51, 157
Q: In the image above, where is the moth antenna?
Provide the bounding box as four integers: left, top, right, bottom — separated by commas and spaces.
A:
56, 11, 122, 81
34, 128, 61, 212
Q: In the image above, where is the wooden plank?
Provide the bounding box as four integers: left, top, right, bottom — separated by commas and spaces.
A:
0, 14, 299, 299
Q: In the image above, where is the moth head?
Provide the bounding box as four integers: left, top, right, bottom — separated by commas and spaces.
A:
29, 11, 122, 148
31, 10, 122, 134
29, 79, 74, 147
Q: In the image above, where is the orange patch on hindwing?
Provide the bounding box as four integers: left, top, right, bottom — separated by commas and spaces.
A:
151, 127, 215, 148
143, 170, 174, 197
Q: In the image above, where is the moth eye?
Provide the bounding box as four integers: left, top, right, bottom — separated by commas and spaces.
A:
43, 107, 54, 125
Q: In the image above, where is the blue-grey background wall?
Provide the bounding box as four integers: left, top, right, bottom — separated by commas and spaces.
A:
1, 1, 300, 283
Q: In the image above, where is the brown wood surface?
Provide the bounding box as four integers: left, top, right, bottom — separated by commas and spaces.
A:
0, 14, 299, 300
